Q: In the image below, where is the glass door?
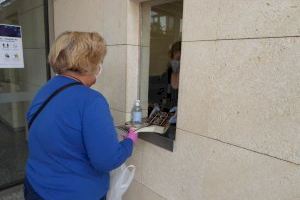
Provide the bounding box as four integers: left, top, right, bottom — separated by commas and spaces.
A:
0, 0, 49, 189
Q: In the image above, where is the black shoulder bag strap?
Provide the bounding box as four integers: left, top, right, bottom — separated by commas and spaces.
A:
27, 82, 82, 130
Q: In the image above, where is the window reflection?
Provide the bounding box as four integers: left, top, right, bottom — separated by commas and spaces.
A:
140, 0, 183, 138
0, 0, 48, 189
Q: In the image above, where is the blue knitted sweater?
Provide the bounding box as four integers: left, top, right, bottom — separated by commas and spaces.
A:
26, 75, 133, 200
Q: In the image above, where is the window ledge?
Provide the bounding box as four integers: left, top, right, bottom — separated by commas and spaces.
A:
139, 125, 175, 151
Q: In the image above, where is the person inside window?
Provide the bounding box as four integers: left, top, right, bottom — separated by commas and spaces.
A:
167, 41, 181, 108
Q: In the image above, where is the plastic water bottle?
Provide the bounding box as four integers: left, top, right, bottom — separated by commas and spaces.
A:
132, 100, 142, 125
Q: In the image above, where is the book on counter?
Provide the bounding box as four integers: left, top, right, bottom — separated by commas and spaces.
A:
136, 124, 169, 134
116, 124, 169, 135
116, 111, 174, 135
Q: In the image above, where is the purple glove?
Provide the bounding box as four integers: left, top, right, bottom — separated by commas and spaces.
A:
126, 128, 138, 144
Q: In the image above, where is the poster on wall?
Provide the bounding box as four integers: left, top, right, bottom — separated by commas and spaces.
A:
0, 24, 24, 68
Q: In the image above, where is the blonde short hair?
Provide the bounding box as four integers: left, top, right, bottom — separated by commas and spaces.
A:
49, 31, 107, 75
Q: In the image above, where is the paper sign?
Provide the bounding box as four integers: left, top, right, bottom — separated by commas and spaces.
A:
0, 24, 24, 68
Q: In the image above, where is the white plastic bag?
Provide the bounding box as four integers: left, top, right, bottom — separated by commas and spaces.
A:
107, 164, 136, 200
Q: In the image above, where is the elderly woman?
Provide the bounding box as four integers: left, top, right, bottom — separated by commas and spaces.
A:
24, 32, 137, 200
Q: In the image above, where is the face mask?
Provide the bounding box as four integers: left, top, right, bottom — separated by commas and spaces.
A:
170, 60, 180, 73
95, 64, 103, 79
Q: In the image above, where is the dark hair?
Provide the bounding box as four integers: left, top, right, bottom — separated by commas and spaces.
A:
169, 41, 181, 59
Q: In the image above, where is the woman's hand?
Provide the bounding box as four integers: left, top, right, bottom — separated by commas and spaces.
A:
126, 127, 138, 144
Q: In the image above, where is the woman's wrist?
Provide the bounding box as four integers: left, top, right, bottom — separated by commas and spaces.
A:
126, 128, 138, 144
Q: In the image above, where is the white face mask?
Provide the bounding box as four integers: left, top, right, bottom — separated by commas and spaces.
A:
95, 64, 103, 79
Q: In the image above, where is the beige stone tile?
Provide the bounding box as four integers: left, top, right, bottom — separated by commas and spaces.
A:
124, 180, 167, 200
141, 130, 215, 200
211, 37, 300, 163
182, 0, 219, 41
127, 1, 140, 45
125, 112, 131, 122
110, 109, 126, 126
177, 41, 217, 136
182, 0, 300, 41
125, 45, 139, 113
141, 130, 300, 200
217, 0, 300, 39
139, 46, 150, 112
178, 38, 300, 164
54, 0, 104, 36
123, 180, 142, 200
19, 6, 46, 49
126, 139, 146, 183
102, 0, 127, 45
201, 140, 300, 200
93, 46, 126, 112
140, 2, 151, 47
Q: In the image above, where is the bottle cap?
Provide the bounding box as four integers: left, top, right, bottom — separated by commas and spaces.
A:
135, 100, 140, 106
